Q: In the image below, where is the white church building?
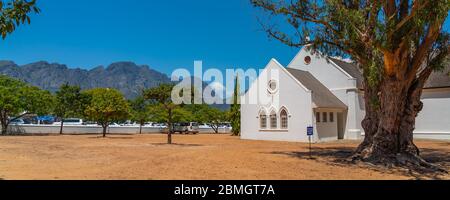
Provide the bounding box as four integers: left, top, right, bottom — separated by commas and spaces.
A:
240, 47, 450, 142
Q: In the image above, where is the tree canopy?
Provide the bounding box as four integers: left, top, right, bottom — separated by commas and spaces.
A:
230, 76, 241, 136
251, 0, 449, 79
185, 104, 227, 133
83, 88, 129, 137
144, 83, 189, 144
129, 95, 154, 134
0, 0, 40, 39
54, 83, 88, 134
0, 75, 53, 134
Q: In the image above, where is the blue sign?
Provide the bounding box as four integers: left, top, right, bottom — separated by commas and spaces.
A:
307, 126, 314, 136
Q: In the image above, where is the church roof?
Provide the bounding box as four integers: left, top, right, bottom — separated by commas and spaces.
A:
329, 58, 450, 89
329, 58, 364, 88
286, 68, 347, 109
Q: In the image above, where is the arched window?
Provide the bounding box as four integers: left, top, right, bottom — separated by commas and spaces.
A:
259, 111, 267, 129
280, 109, 288, 129
270, 111, 277, 129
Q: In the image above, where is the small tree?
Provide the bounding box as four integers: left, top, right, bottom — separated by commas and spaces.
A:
187, 104, 226, 133
230, 76, 241, 136
206, 107, 226, 134
0, 0, 40, 39
83, 88, 129, 137
144, 84, 188, 144
129, 95, 151, 134
54, 83, 87, 135
0, 75, 54, 134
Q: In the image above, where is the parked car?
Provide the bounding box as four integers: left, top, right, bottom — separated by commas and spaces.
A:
9, 118, 25, 125
109, 122, 121, 127
152, 123, 167, 128
83, 121, 99, 126
121, 120, 137, 126
172, 122, 199, 134
219, 122, 232, 128
198, 123, 211, 129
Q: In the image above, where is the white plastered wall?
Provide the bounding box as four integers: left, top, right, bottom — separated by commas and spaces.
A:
414, 88, 450, 140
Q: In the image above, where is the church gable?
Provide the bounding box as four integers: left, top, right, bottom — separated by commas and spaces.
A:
243, 58, 310, 101
287, 47, 358, 90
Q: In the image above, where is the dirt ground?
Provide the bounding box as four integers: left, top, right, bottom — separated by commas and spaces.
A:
0, 134, 448, 180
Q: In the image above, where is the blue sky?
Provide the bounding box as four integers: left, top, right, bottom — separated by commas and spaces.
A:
0, 0, 300, 75
0, 0, 449, 76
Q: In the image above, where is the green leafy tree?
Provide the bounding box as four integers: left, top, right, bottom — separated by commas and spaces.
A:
0, 75, 54, 134
187, 104, 226, 133
252, 0, 449, 168
83, 88, 129, 137
230, 76, 241, 136
0, 0, 40, 39
129, 95, 151, 134
144, 83, 191, 144
54, 83, 87, 135
205, 107, 226, 134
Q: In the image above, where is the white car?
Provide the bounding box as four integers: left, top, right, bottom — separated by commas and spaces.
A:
109, 123, 121, 127
152, 123, 167, 128
198, 123, 211, 128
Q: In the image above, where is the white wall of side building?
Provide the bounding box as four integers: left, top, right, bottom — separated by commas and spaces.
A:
414, 88, 450, 140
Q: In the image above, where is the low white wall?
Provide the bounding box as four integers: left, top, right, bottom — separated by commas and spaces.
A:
7, 125, 231, 135
413, 132, 450, 140
198, 127, 232, 134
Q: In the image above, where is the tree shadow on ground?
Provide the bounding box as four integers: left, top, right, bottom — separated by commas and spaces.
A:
270, 147, 354, 162
150, 143, 204, 147
87, 134, 135, 139
268, 147, 449, 180
0, 133, 52, 137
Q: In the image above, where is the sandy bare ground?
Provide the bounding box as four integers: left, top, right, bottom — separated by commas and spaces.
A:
0, 134, 448, 180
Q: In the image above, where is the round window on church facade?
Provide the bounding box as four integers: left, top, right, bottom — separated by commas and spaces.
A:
268, 80, 278, 93
304, 56, 311, 65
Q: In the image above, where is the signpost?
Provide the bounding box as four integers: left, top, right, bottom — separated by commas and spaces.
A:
307, 126, 314, 159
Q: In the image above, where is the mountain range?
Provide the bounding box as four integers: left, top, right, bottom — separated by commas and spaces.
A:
0, 60, 231, 110
0, 60, 171, 99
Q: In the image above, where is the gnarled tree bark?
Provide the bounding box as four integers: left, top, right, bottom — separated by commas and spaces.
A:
353, 68, 446, 172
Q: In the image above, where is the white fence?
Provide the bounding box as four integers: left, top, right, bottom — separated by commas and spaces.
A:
7, 125, 232, 135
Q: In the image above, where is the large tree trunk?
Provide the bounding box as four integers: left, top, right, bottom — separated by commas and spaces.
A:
354, 75, 444, 171
364, 78, 411, 161
59, 119, 64, 135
